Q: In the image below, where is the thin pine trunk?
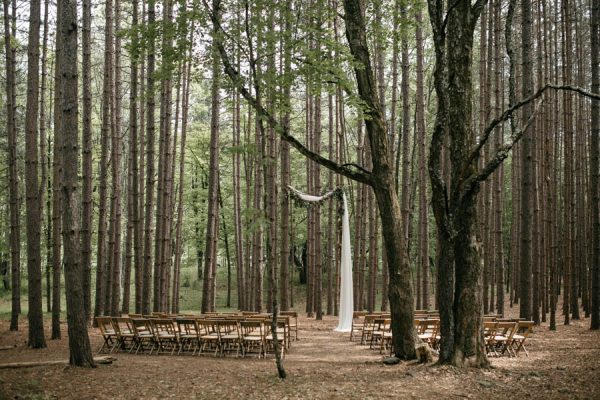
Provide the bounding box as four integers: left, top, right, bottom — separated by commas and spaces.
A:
96, 0, 113, 319
3, 0, 20, 332
25, 0, 46, 348
39, 0, 50, 315
109, 0, 123, 316
51, 0, 63, 337
142, 0, 156, 315
81, 0, 92, 321
202, 29, 221, 313
589, 0, 599, 331
416, 9, 428, 310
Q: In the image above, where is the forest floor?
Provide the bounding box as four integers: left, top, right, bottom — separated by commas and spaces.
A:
0, 309, 599, 400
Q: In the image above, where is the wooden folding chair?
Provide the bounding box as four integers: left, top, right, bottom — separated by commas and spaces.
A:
494, 321, 517, 357
350, 311, 367, 342
197, 319, 221, 356
112, 317, 136, 353
280, 311, 298, 341
131, 318, 156, 354
240, 320, 265, 358
360, 315, 378, 345
370, 318, 390, 350
96, 317, 118, 353
483, 321, 498, 356
510, 321, 534, 357
176, 318, 200, 355
218, 320, 242, 357
152, 318, 178, 355
417, 319, 440, 350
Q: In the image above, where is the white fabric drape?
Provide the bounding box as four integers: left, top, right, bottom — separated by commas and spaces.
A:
288, 186, 354, 332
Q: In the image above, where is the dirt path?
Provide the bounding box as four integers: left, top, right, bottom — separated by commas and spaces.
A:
1, 314, 599, 399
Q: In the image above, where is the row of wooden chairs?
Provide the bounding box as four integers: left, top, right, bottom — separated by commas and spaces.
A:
96, 314, 295, 358
484, 319, 534, 357
350, 311, 533, 358
127, 310, 298, 341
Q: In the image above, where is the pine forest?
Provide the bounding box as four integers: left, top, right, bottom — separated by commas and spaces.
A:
0, 0, 599, 397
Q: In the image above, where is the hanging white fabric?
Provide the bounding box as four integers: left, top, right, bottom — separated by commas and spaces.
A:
287, 186, 354, 332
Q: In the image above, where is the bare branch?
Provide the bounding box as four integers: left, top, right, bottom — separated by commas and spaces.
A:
204, 0, 372, 186
461, 99, 543, 202
466, 83, 600, 170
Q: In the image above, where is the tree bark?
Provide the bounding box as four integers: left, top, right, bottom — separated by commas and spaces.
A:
427, 0, 490, 367
58, 0, 96, 367
142, 0, 156, 315
416, 8, 429, 310
39, 0, 50, 315
519, 0, 534, 321
202, 25, 221, 313
95, 0, 113, 319
25, 0, 46, 349
3, 0, 20, 332
590, 0, 600, 330
81, 0, 92, 322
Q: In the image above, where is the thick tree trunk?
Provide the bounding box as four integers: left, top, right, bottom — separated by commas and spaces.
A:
343, 0, 416, 359
58, 0, 95, 367
428, 0, 489, 367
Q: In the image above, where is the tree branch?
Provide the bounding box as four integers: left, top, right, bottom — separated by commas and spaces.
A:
461, 99, 543, 202
466, 83, 600, 171
204, 0, 372, 186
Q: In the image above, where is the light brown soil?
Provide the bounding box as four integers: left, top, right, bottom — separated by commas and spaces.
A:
1, 313, 599, 400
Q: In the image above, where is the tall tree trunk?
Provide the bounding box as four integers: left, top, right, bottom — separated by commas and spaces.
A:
25, 0, 46, 349
519, 0, 534, 321
343, 0, 417, 359
109, 0, 123, 316
428, 0, 490, 367
172, 36, 193, 314
39, 0, 50, 315
3, 0, 20, 332
562, 0, 574, 324
51, 0, 63, 337
142, 0, 156, 315
590, 0, 600, 330
129, 0, 141, 315
279, 2, 292, 312
399, 3, 411, 255
58, 0, 95, 366
202, 29, 221, 313
416, 8, 429, 310
96, 0, 113, 319
493, 0, 505, 317
81, 0, 92, 322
